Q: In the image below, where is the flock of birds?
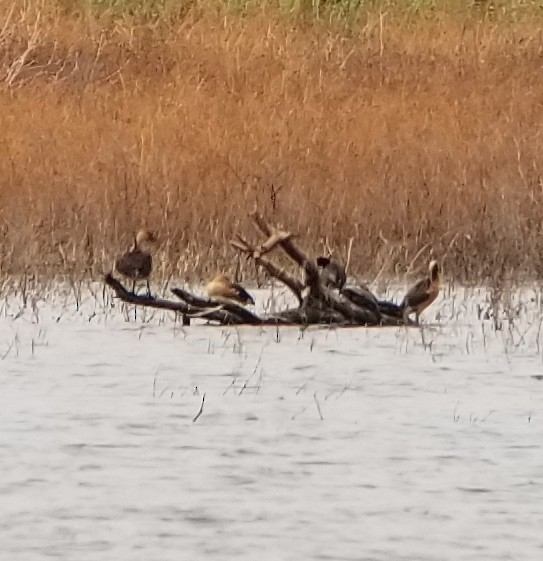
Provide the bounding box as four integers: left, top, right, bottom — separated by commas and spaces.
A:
114, 229, 441, 324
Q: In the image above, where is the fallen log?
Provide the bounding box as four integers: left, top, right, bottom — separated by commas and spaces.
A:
241, 210, 409, 326
105, 274, 261, 325
105, 274, 189, 314
105, 210, 412, 327
106, 274, 293, 325
106, 273, 407, 326
171, 287, 265, 325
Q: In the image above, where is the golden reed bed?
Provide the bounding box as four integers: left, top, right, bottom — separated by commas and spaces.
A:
1, 1, 542, 286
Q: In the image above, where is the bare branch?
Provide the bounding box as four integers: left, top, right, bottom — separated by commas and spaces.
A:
257, 230, 293, 257
230, 235, 303, 304
249, 209, 320, 293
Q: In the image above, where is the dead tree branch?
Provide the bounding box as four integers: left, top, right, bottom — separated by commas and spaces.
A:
230, 234, 303, 304
105, 209, 411, 327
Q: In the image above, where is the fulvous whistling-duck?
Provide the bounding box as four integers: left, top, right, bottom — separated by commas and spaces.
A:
115, 229, 158, 296
206, 274, 255, 306
401, 260, 440, 324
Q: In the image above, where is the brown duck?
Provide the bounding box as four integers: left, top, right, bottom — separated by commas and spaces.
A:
206, 274, 255, 306
401, 260, 440, 324
115, 230, 158, 296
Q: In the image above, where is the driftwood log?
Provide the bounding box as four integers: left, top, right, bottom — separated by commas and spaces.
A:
104, 211, 410, 327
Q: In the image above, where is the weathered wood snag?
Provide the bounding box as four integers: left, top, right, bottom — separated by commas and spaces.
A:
105, 274, 279, 325
104, 211, 410, 326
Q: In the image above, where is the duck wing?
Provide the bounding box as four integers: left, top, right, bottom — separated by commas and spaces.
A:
232, 283, 255, 305
115, 250, 152, 280
377, 300, 404, 318
401, 278, 431, 308
341, 286, 380, 316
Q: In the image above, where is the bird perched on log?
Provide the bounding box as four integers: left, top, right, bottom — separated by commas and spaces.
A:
115, 229, 158, 296
316, 256, 347, 289
341, 284, 381, 321
401, 260, 441, 324
206, 274, 255, 306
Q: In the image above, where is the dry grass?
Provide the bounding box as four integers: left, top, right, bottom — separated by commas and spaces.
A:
1, 0, 543, 287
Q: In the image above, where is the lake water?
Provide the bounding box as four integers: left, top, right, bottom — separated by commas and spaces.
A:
1, 283, 543, 560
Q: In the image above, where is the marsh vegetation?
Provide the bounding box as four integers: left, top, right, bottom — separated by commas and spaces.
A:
1, 1, 543, 287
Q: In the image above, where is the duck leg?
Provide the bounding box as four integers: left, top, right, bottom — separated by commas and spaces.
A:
146, 279, 152, 297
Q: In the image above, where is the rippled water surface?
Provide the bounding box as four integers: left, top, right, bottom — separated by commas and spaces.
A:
1, 285, 543, 560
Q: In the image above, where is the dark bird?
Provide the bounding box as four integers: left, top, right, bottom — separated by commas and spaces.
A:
115, 229, 158, 296
316, 256, 347, 289
401, 260, 441, 324
206, 274, 255, 306
341, 284, 381, 321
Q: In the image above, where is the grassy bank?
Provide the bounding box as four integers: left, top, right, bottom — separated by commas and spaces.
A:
1, 0, 543, 287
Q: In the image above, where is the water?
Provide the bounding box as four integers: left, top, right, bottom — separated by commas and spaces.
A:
1, 285, 543, 560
